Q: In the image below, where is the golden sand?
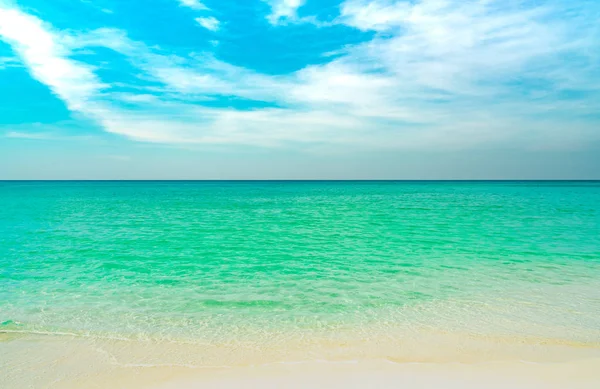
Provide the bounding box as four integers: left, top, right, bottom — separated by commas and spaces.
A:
2, 330, 600, 389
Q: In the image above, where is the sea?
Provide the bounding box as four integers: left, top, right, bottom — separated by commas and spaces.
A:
1, 181, 599, 373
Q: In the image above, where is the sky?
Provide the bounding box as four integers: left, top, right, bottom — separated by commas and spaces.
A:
0, 0, 599, 179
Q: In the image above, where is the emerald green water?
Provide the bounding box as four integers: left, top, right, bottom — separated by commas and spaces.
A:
1, 181, 599, 346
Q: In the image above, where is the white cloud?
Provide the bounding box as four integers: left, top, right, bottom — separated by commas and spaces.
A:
5, 131, 53, 140
0, 0, 598, 151
0, 7, 106, 113
339, 0, 411, 31
4, 130, 97, 141
177, 0, 207, 10
195, 16, 220, 31
265, 0, 306, 24
0, 56, 19, 69
332, 0, 600, 104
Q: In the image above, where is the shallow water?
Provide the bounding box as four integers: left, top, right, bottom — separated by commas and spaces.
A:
1, 181, 599, 352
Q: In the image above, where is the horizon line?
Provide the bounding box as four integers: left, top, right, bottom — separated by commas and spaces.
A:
1, 179, 599, 182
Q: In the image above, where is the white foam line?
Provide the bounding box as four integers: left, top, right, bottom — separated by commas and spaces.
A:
0, 329, 133, 341
0, 329, 220, 346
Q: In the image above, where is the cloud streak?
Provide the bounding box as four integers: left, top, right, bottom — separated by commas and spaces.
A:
195, 16, 220, 31
0, 6, 105, 112
5, 131, 54, 140
177, 0, 207, 11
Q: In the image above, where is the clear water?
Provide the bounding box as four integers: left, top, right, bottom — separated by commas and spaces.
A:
1, 181, 599, 348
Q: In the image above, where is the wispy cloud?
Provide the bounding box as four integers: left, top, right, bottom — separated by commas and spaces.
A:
0, 6, 105, 112
4, 130, 97, 141
0, 0, 598, 151
5, 131, 54, 140
339, 0, 412, 31
195, 16, 220, 31
264, 0, 306, 25
0, 56, 19, 69
177, 0, 207, 11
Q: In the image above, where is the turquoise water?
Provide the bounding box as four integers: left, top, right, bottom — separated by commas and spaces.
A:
1, 181, 600, 347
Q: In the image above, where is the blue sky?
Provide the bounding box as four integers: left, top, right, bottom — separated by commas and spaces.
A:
0, 0, 599, 179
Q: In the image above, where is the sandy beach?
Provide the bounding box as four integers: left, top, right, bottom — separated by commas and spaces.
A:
2, 330, 600, 389
155, 359, 600, 389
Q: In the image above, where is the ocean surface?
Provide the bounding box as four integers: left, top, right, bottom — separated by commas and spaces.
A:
1, 181, 600, 365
